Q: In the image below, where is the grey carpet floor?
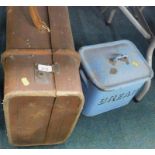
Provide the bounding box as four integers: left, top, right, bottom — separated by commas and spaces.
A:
0, 6, 155, 149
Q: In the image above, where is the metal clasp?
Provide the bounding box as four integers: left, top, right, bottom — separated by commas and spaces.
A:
36, 63, 60, 73
110, 54, 129, 64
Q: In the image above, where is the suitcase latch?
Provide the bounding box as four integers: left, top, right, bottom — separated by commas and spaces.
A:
37, 63, 60, 73
35, 63, 60, 84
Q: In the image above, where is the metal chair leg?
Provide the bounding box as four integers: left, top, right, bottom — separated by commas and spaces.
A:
135, 38, 155, 101
119, 6, 151, 39
106, 9, 117, 24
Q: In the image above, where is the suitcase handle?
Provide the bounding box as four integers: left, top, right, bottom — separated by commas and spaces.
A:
29, 6, 50, 32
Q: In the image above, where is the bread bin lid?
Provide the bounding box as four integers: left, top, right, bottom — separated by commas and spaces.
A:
79, 40, 154, 90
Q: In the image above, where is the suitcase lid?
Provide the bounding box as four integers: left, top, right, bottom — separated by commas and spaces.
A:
79, 40, 154, 90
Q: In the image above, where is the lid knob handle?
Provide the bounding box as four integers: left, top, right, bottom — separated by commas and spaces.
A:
111, 54, 129, 64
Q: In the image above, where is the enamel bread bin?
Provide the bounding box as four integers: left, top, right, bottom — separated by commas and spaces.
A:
79, 40, 153, 117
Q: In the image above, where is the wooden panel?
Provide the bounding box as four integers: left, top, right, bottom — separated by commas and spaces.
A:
7, 6, 51, 49
53, 50, 82, 94
48, 6, 75, 51
3, 49, 55, 94
45, 96, 82, 144
6, 96, 54, 145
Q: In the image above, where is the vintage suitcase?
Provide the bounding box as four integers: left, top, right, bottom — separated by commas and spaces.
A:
2, 6, 84, 146
79, 40, 153, 116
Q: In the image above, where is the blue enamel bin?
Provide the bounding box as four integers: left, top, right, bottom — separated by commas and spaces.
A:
79, 40, 153, 117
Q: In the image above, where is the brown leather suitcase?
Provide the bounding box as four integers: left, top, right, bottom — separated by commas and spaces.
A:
2, 6, 84, 146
